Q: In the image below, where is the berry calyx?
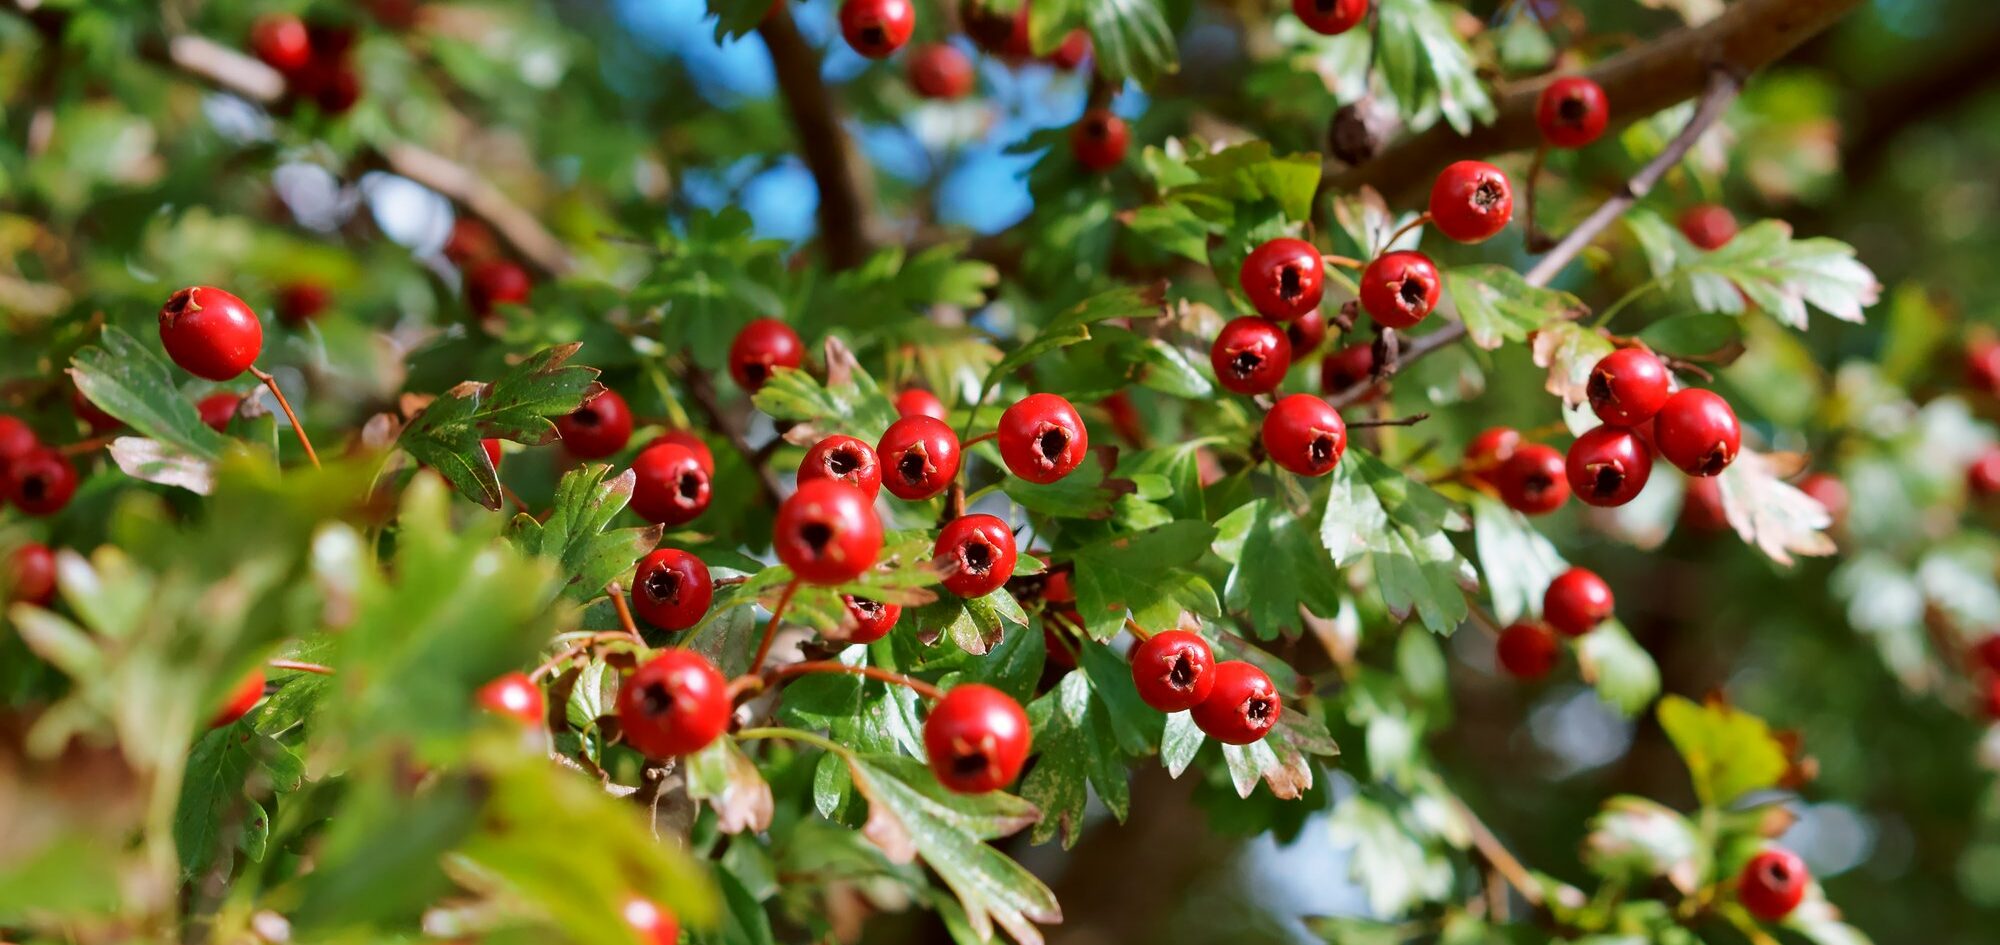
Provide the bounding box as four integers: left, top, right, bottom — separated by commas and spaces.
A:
798, 434, 883, 500
1587, 348, 1672, 426
1967, 340, 2000, 396
7, 448, 77, 517
1292, 0, 1368, 36
1543, 567, 1613, 638
1679, 204, 1738, 250
1969, 448, 2000, 498
276, 282, 330, 325
1464, 426, 1521, 489
908, 43, 974, 99
616, 650, 730, 757
476, 672, 545, 725
1653, 388, 1741, 477
8, 542, 57, 607
1210, 317, 1294, 395
1535, 76, 1609, 149
159, 286, 264, 381
895, 388, 947, 420
923, 684, 1031, 793
1129, 630, 1217, 712
839, 0, 916, 59
1566, 425, 1654, 507
631, 548, 715, 632
466, 259, 532, 318
1318, 343, 1380, 401
774, 480, 884, 584
1287, 309, 1328, 355
630, 442, 713, 526
837, 594, 902, 644
934, 514, 1018, 598
251, 14, 313, 73
877, 415, 962, 500
1496, 623, 1559, 679
197, 392, 243, 433
556, 387, 635, 459
211, 670, 266, 728
1497, 443, 1570, 515
998, 393, 1088, 484
1239, 238, 1326, 322
1737, 848, 1809, 922
1071, 108, 1129, 172
1359, 250, 1442, 329
1428, 161, 1513, 244
1261, 394, 1347, 477
621, 897, 680, 945
729, 318, 804, 391
1190, 661, 1281, 745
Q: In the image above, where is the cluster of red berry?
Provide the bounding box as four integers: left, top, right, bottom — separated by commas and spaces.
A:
1491, 566, 1614, 680
249, 13, 364, 115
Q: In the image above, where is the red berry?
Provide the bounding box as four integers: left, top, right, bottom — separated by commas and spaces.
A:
1190, 661, 1281, 744
1042, 564, 1074, 604
1968, 340, 2000, 396
908, 43, 975, 99
556, 388, 634, 459
211, 670, 266, 728
630, 442, 712, 526
923, 684, 1031, 793
444, 217, 499, 266
9, 542, 56, 607
1681, 475, 1730, 532
1587, 348, 1672, 426
276, 282, 330, 325
631, 548, 714, 631
1318, 343, 1379, 401
159, 286, 264, 381
482, 438, 503, 470
1260, 394, 1346, 477
1974, 635, 2000, 674
1239, 238, 1325, 322
1679, 204, 1738, 250
934, 514, 1018, 598
0, 416, 37, 467
798, 435, 883, 500
896, 388, 948, 420
775, 480, 883, 584
1496, 622, 1559, 679
1543, 567, 1613, 638
1292, 0, 1368, 35
1566, 425, 1653, 508
1497, 443, 1570, 515
1535, 76, 1609, 149
195, 392, 241, 433
1043, 612, 1080, 669
310, 64, 363, 114
70, 387, 119, 434
1464, 426, 1521, 489
1071, 108, 1129, 172
998, 393, 1088, 484
1970, 448, 2000, 498
1046, 31, 1090, 69
621, 897, 680, 945
1286, 309, 1328, 355
1210, 317, 1294, 395
1800, 472, 1847, 524
617, 650, 730, 757
251, 14, 313, 73
837, 594, 902, 644
1359, 250, 1442, 329
1737, 848, 1809, 922
1654, 389, 1741, 477
1100, 390, 1147, 446
839, 0, 915, 58
877, 415, 961, 500
1129, 630, 1217, 712
1985, 676, 2000, 720
476, 672, 544, 725
1428, 161, 1513, 244
467, 259, 532, 318
648, 430, 715, 474
729, 318, 804, 391
7, 449, 77, 517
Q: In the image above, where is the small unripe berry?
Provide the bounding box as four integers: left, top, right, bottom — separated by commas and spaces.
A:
476, 672, 545, 725
631, 548, 714, 631
1261, 394, 1346, 477
998, 393, 1088, 484
837, 594, 902, 644
895, 388, 948, 420
1071, 109, 1130, 172
934, 514, 1018, 598
1736, 848, 1809, 922
629, 442, 713, 526
877, 415, 961, 500
924, 684, 1031, 793
1654, 389, 1741, 477
1318, 343, 1380, 401
1464, 426, 1521, 489
6, 448, 78, 517
1359, 250, 1442, 329
617, 650, 730, 757
774, 480, 884, 584
1679, 204, 1738, 250
159, 286, 264, 381
1129, 630, 1217, 712
1239, 238, 1325, 322
1428, 161, 1513, 244
1587, 348, 1672, 426
729, 318, 804, 391
211, 670, 266, 728
1566, 425, 1653, 507
1210, 317, 1293, 395
908, 43, 975, 99
1497, 443, 1569, 515
1543, 567, 1613, 637
1496, 623, 1559, 679
1292, 0, 1368, 35
1190, 661, 1281, 744
840, 0, 916, 58
1535, 76, 1609, 149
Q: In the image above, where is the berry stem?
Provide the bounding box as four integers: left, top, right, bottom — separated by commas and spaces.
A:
267, 658, 335, 675
757, 660, 946, 702
606, 581, 644, 643
1345, 411, 1431, 429
748, 578, 802, 674
735, 725, 854, 758
962, 430, 996, 448
248, 366, 320, 468
529, 630, 641, 681
57, 435, 117, 456
1319, 254, 1364, 270
499, 481, 533, 515
1590, 274, 1668, 328
1449, 792, 1545, 909
1377, 212, 1432, 255
1122, 616, 1154, 642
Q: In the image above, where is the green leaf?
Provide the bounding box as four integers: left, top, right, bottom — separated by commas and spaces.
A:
174, 726, 306, 878
1160, 710, 1204, 777
1322, 450, 1475, 634
1081, 0, 1179, 86
1213, 498, 1343, 638
1001, 457, 1131, 519
1022, 668, 1134, 848
706, 0, 769, 40
1582, 796, 1704, 895
979, 282, 1168, 393
640, 209, 792, 367
750, 358, 899, 438
1065, 519, 1218, 639
1638, 312, 1743, 357
397, 343, 601, 510
508, 466, 663, 605
1374, 0, 1497, 135
1446, 265, 1582, 350
1327, 794, 1456, 916
1626, 212, 1880, 330
1656, 695, 1789, 808
68, 326, 232, 461
1576, 620, 1661, 717
1469, 495, 1567, 624
1127, 202, 1213, 262
1171, 141, 1324, 225
686, 736, 774, 834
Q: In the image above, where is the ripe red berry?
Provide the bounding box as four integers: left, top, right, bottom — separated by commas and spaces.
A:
1210, 317, 1294, 395
775, 480, 883, 584
159, 286, 264, 381
211, 670, 266, 728
1975, 635, 2000, 674
556, 388, 634, 459
1566, 425, 1653, 507
1535, 76, 1609, 149
482, 438, 504, 470
8, 542, 56, 607
998, 393, 1088, 484
1737, 848, 1809, 921
1239, 238, 1326, 322
1191, 661, 1281, 744
476, 672, 544, 725
1071, 108, 1130, 172
631, 548, 714, 631
908, 43, 974, 99
1968, 340, 2000, 396
1046, 31, 1090, 69
1654, 389, 1741, 477
70, 387, 119, 434
1679, 204, 1738, 250
1985, 676, 2000, 720
1543, 567, 1613, 638
1464, 426, 1521, 488
276, 282, 330, 325
189, 392, 239, 433
1681, 475, 1730, 532
1799, 472, 1847, 524
630, 442, 712, 526
934, 514, 1018, 598
444, 217, 499, 266
1970, 448, 2000, 499
641, 433, 709, 476
251, 14, 313, 73
0, 416, 37, 467
621, 897, 680, 945
1359, 250, 1442, 329
896, 388, 947, 420
1042, 566, 1074, 603
1496, 622, 1559, 679
617, 650, 730, 757
7, 449, 77, 517
798, 434, 883, 500
466, 259, 532, 318
729, 318, 804, 391
1318, 343, 1380, 401
877, 415, 961, 500
1428, 161, 1513, 244
1261, 394, 1346, 477
1286, 309, 1328, 355
924, 683, 1031, 793
1497, 443, 1570, 515
1043, 613, 1080, 669
838, 594, 902, 644
839, 0, 916, 58
1129, 630, 1217, 712
1292, 0, 1368, 35
1587, 348, 1672, 426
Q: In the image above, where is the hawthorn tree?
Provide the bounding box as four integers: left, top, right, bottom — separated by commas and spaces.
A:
3, 0, 1998, 943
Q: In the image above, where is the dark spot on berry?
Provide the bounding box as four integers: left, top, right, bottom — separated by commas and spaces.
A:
1314, 0, 1336, 9
1586, 369, 1612, 406
859, 25, 886, 49
1397, 277, 1427, 310
1037, 427, 1070, 464
951, 750, 990, 778
1698, 445, 1732, 477
800, 521, 833, 552
1761, 860, 1792, 884
827, 446, 861, 476
961, 538, 993, 574
1590, 462, 1623, 498
1558, 95, 1587, 124
1244, 696, 1272, 722
572, 404, 601, 427
1309, 433, 1337, 467
742, 362, 769, 385
1525, 472, 1554, 498
677, 471, 703, 501
1278, 264, 1304, 302
1230, 349, 1265, 377
1167, 652, 1197, 690
644, 568, 682, 605
19, 475, 45, 504
1474, 180, 1504, 210
638, 681, 674, 716
897, 449, 929, 484
162, 287, 198, 322
850, 596, 883, 618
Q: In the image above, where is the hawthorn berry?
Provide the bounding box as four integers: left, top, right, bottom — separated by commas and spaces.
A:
1261, 394, 1346, 477
630, 442, 712, 526
934, 514, 1018, 598
251, 13, 313, 73
1043, 612, 1081, 669
1359, 250, 1442, 329
7, 449, 77, 517
1968, 340, 2000, 396
211, 670, 266, 728
923, 683, 1031, 793
798, 434, 883, 500
1654, 388, 1741, 477
277, 282, 330, 325
444, 217, 500, 266
197, 392, 242, 433
1191, 661, 1281, 745
1100, 390, 1148, 446
475, 672, 545, 725
1543, 567, 1613, 638
159, 286, 264, 381
837, 594, 902, 644
1287, 308, 1328, 355
729, 318, 805, 391
71, 387, 120, 434
1975, 635, 2000, 675
1497, 443, 1570, 515
877, 415, 961, 500
1130, 630, 1217, 713
306, 63, 363, 114
1566, 425, 1653, 508
0, 416, 36, 467
1535, 76, 1609, 149
895, 388, 948, 420
908, 43, 975, 99
621, 897, 681, 945
774, 479, 884, 584
1318, 343, 1380, 401
998, 393, 1088, 484
1042, 566, 1074, 603
960, 0, 1024, 57
1681, 475, 1730, 532
1969, 448, 2000, 498
631, 548, 714, 631
1800, 472, 1848, 524
1496, 622, 1559, 679
1071, 108, 1129, 172
1239, 238, 1325, 322
1046, 31, 1091, 70
1464, 426, 1521, 488
1210, 317, 1294, 395
1679, 204, 1738, 250
483, 437, 504, 470
556, 387, 634, 459
616, 650, 730, 757
466, 259, 532, 318
1428, 161, 1513, 244
9, 542, 57, 607
1587, 348, 1672, 427
1292, 0, 1368, 36
648, 430, 714, 474
839, 0, 916, 59
1985, 676, 2000, 720
1737, 848, 1809, 922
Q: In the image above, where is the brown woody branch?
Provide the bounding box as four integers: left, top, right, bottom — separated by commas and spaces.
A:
759, 5, 876, 271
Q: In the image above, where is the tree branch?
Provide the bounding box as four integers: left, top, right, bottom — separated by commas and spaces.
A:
685, 365, 784, 505
759, 5, 877, 271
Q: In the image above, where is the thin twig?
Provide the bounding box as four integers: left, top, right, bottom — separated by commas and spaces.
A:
1123, 616, 1154, 642
748, 578, 802, 675
1449, 795, 1545, 909
606, 581, 645, 643
753, 660, 946, 702
57, 435, 117, 456
1346, 412, 1431, 429
1376, 212, 1432, 256
249, 366, 319, 468
267, 659, 335, 676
